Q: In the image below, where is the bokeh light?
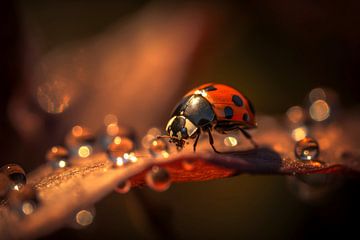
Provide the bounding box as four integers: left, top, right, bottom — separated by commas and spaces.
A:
309, 100, 330, 122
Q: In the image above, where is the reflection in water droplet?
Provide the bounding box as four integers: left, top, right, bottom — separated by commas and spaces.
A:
286, 106, 305, 124
295, 137, 320, 161
115, 180, 131, 194
309, 100, 330, 122
46, 146, 70, 169
66, 125, 96, 157
107, 136, 134, 166
149, 138, 169, 158
36, 80, 71, 114
76, 209, 94, 227
8, 185, 39, 216
291, 126, 307, 141
223, 136, 238, 147
1, 164, 26, 191
145, 166, 171, 192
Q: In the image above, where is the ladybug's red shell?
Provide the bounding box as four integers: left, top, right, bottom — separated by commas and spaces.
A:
185, 83, 256, 128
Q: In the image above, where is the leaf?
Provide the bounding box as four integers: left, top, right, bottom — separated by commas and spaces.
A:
1, 113, 359, 239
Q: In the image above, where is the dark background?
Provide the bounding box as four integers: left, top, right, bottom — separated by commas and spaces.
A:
1, 1, 359, 239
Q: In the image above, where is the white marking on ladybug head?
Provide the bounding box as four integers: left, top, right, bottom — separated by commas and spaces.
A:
184, 118, 197, 137
166, 116, 176, 133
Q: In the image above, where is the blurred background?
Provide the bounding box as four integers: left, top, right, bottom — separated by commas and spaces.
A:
1, 0, 359, 239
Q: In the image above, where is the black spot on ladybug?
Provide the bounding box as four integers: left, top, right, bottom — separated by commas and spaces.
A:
224, 106, 233, 119
201, 85, 217, 92
243, 113, 250, 121
245, 96, 255, 114
232, 95, 243, 107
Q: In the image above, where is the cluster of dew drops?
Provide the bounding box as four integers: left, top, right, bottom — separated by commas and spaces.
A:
0, 114, 178, 226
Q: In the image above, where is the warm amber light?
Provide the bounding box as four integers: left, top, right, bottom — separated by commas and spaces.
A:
106, 123, 119, 136
22, 202, 35, 215
161, 151, 169, 158
78, 145, 91, 158
72, 125, 83, 137
51, 146, 58, 153
223, 136, 238, 147
292, 127, 307, 141
113, 136, 122, 145
124, 152, 137, 163
309, 100, 330, 122
58, 160, 67, 168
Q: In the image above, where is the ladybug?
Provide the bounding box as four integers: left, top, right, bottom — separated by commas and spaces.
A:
159, 83, 257, 152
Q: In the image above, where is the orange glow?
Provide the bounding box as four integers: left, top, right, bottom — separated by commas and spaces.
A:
113, 136, 122, 145
106, 123, 119, 136
51, 146, 59, 153
72, 125, 84, 137
292, 127, 307, 141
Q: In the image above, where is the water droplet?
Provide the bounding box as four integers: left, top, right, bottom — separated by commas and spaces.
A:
0, 164, 26, 191
46, 146, 70, 169
294, 137, 320, 161
100, 124, 135, 150
8, 185, 39, 216
115, 180, 131, 194
66, 125, 96, 157
106, 136, 134, 166
223, 136, 238, 147
145, 166, 171, 192
149, 138, 169, 158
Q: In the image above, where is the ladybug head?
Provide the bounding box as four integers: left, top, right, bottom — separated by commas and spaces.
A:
165, 116, 198, 149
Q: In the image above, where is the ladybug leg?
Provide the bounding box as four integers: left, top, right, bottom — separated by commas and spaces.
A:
205, 128, 221, 153
193, 132, 200, 152
237, 128, 258, 148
